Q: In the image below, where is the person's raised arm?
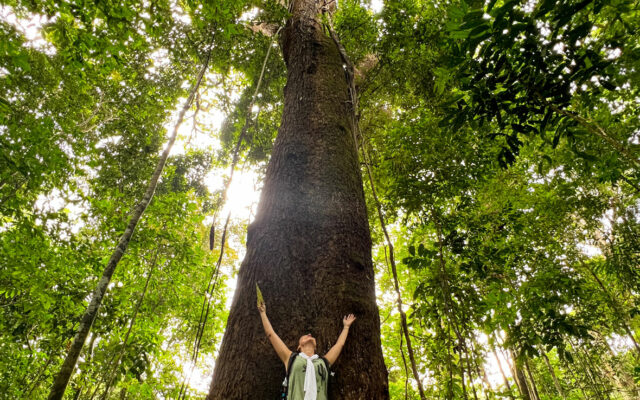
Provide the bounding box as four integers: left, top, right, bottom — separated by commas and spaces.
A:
323, 314, 356, 366
258, 302, 292, 366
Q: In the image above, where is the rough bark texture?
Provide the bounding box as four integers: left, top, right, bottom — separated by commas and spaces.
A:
206, 1, 389, 399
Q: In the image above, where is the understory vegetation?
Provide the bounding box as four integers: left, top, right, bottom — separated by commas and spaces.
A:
1, 0, 639, 398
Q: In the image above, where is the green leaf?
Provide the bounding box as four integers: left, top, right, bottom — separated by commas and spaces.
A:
486, 0, 500, 13
535, 0, 557, 17
552, 131, 561, 148
256, 283, 264, 308
418, 243, 426, 257
600, 80, 616, 90
567, 21, 593, 42
12, 54, 31, 72
463, 10, 485, 22
450, 29, 471, 39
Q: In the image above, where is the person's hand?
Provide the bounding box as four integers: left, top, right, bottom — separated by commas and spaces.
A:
258, 301, 266, 314
343, 314, 356, 327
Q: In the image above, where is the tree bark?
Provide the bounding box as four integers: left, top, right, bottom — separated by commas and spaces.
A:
206, 1, 389, 399
398, 323, 410, 400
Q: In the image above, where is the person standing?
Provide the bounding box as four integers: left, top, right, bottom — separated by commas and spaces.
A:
258, 301, 356, 400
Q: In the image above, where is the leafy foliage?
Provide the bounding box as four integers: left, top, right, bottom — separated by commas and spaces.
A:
1, 0, 639, 398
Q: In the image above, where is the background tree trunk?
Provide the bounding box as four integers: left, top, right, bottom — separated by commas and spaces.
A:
47, 41, 213, 400
206, 1, 389, 399
508, 350, 531, 400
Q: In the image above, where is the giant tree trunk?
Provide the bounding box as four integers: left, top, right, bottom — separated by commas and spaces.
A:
206, 1, 389, 399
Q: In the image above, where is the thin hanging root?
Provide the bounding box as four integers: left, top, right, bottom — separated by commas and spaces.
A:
333, 2, 426, 392
178, 212, 230, 400
207, 26, 282, 252
324, 14, 360, 155
178, 27, 283, 400
209, 219, 216, 250
360, 143, 427, 400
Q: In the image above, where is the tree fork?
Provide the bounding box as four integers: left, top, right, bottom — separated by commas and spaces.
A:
46, 38, 215, 400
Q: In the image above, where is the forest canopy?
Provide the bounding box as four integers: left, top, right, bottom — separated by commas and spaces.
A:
1, 0, 639, 399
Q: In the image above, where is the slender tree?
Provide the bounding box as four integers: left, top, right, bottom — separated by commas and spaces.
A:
206, 1, 389, 398
46, 40, 214, 400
